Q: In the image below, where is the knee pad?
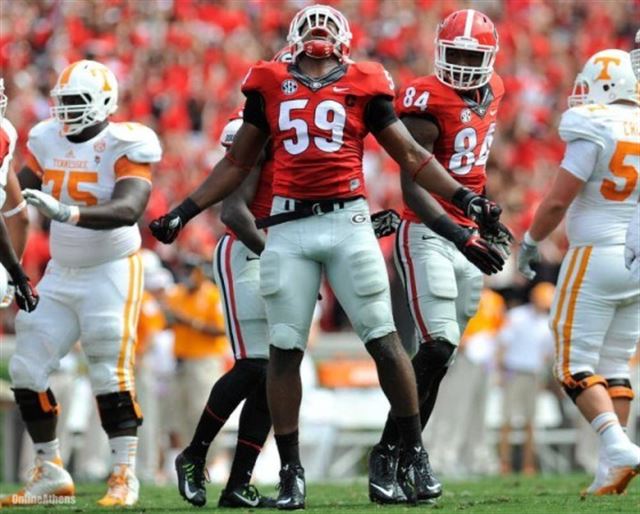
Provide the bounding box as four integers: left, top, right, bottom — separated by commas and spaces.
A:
606, 378, 634, 400
9, 355, 48, 391
269, 323, 305, 351
357, 300, 393, 338
13, 388, 60, 422
96, 391, 143, 434
414, 337, 456, 372
560, 372, 607, 403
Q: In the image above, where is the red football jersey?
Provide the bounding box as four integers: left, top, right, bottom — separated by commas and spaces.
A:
241, 60, 395, 200
396, 74, 504, 227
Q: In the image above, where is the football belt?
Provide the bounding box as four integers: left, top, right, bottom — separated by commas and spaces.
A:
256, 196, 362, 229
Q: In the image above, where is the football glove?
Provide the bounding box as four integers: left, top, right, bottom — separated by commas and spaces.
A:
371, 209, 401, 238
22, 189, 77, 223
452, 188, 502, 229
517, 231, 540, 280
480, 220, 515, 258
6, 264, 39, 312
624, 205, 640, 281
455, 229, 505, 275
150, 197, 202, 244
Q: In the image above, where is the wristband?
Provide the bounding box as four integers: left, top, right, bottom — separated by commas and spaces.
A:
451, 187, 476, 213
430, 214, 468, 249
523, 231, 539, 246
5, 262, 27, 284
172, 197, 202, 224
2, 199, 27, 218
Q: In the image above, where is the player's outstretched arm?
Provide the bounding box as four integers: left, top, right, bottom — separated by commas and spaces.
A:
150, 122, 268, 244
399, 116, 504, 275
374, 116, 500, 227
2, 166, 28, 258
220, 157, 266, 256
518, 167, 585, 279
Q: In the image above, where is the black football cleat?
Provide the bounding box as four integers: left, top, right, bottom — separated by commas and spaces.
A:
218, 484, 277, 508
368, 443, 404, 504
275, 464, 305, 510
397, 446, 442, 504
175, 451, 208, 507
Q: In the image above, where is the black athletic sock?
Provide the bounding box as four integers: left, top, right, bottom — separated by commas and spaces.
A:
379, 414, 400, 448
419, 367, 448, 429
395, 414, 422, 449
227, 381, 272, 489
185, 360, 266, 459
275, 430, 301, 467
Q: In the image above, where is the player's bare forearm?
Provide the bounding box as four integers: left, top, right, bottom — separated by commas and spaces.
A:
76, 178, 151, 229
190, 123, 268, 211
0, 217, 21, 272
221, 163, 266, 255
401, 170, 447, 226
528, 168, 584, 241
2, 168, 28, 258
376, 121, 461, 200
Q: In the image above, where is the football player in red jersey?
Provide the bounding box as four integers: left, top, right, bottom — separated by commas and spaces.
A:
0, 78, 38, 312
369, 9, 513, 503
150, 4, 505, 508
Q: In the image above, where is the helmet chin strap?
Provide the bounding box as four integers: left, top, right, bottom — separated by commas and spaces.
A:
303, 40, 335, 59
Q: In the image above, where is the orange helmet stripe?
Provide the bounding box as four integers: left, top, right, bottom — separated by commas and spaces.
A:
58, 61, 80, 86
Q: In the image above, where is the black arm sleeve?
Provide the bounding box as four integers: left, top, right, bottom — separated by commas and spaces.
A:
364, 96, 398, 134
243, 91, 270, 134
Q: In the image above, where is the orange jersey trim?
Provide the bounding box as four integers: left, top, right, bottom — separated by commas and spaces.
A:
114, 156, 152, 183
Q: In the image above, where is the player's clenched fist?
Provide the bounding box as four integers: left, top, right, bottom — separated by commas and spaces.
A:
149, 213, 183, 244
451, 187, 503, 230
6, 264, 39, 312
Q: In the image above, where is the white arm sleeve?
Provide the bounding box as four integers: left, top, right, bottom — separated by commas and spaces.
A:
560, 138, 600, 182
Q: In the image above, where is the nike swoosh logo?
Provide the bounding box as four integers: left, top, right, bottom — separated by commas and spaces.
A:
246, 256, 260, 261
333, 86, 349, 92
490, 110, 497, 116
277, 498, 292, 505
184, 481, 198, 500
370, 483, 394, 497
425, 484, 440, 492
296, 477, 305, 495
234, 492, 259, 506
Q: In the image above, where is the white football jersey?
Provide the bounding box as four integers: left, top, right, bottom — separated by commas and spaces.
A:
0, 117, 18, 209
559, 103, 640, 247
27, 120, 162, 267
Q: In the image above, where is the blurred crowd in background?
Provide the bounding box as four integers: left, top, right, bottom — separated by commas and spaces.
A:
0, 0, 639, 484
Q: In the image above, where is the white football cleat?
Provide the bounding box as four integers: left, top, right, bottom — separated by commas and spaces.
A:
583, 443, 640, 496
0, 458, 75, 506
98, 465, 140, 506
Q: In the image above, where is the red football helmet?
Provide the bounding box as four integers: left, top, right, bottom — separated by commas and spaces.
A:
287, 4, 352, 62
434, 9, 499, 90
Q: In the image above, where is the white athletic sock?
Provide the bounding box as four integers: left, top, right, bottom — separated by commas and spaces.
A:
34, 439, 61, 464
109, 436, 138, 473
591, 412, 628, 449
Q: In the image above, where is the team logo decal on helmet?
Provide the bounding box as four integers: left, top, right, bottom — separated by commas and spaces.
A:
50, 59, 118, 135
568, 49, 639, 107
287, 4, 352, 62
434, 9, 499, 90
631, 29, 640, 80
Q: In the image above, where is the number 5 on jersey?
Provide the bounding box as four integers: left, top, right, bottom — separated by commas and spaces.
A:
43, 169, 99, 205
279, 100, 346, 155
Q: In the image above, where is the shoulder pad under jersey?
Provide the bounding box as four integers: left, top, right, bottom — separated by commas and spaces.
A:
558, 106, 607, 149
109, 122, 163, 163
350, 61, 395, 98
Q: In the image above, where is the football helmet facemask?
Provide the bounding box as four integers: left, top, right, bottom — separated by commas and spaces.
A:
50, 60, 118, 135
434, 9, 499, 90
568, 49, 639, 107
287, 4, 352, 62
631, 29, 640, 80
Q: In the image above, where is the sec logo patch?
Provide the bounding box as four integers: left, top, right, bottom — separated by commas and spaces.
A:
281, 79, 298, 95
351, 213, 367, 224
460, 108, 472, 124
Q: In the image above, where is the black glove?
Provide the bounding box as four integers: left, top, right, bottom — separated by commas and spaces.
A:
452, 187, 502, 229
371, 209, 401, 238
149, 197, 202, 244
7, 264, 39, 312
454, 229, 505, 275
479, 220, 515, 258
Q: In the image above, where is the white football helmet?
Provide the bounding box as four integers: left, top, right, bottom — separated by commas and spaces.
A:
287, 4, 352, 62
631, 29, 640, 80
568, 49, 639, 107
0, 78, 7, 122
50, 60, 118, 135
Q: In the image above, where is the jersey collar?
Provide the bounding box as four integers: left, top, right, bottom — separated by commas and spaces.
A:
288, 63, 348, 91
458, 84, 494, 118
